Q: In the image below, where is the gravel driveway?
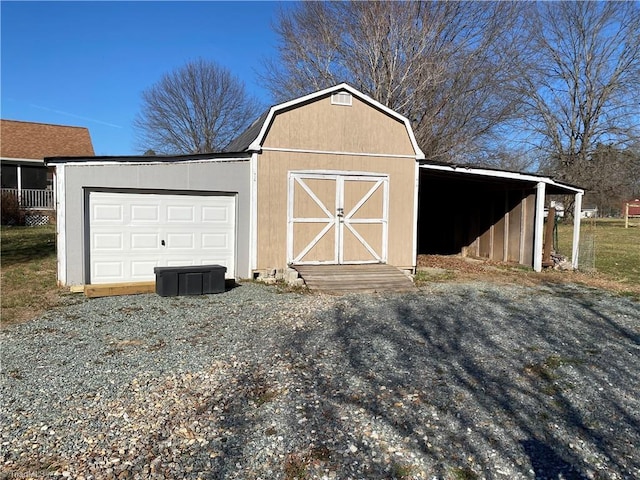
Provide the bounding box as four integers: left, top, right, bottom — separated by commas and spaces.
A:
1, 281, 638, 480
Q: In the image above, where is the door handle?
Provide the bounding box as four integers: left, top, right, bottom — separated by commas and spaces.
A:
336, 208, 344, 218
161, 240, 166, 246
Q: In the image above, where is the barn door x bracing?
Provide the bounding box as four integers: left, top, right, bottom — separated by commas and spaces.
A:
287, 172, 389, 265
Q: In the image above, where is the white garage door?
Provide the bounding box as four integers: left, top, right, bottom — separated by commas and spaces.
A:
89, 191, 235, 284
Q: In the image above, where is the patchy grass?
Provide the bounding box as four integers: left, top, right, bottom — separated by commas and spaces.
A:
1, 225, 62, 327
391, 462, 417, 479
449, 466, 479, 480
418, 217, 639, 298
557, 218, 640, 286
2, 219, 637, 328
283, 453, 309, 480
524, 355, 585, 397
414, 268, 457, 286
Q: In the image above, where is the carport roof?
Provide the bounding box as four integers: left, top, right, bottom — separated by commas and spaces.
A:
419, 161, 584, 195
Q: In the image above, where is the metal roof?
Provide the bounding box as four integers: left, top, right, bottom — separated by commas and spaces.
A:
419, 162, 584, 194
224, 110, 269, 153
45, 151, 251, 165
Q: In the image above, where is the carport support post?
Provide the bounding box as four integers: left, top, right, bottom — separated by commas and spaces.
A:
533, 182, 546, 272
572, 192, 583, 270
16, 164, 22, 203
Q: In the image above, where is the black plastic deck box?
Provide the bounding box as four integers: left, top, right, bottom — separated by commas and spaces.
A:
154, 265, 227, 297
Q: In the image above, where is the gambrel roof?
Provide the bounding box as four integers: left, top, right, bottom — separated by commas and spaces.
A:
1, 119, 95, 160
225, 83, 425, 159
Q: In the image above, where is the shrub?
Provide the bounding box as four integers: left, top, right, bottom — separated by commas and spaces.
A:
1, 191, 24, 225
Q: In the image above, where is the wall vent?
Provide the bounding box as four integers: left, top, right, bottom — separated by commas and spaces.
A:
331, 91, 352, 106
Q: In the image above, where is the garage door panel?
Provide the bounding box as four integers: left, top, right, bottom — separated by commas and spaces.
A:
202, 233, 230, 249
131, 233, 160, 250
167, 205, 195, 222
166, 233, 195, 249
90, 192, 236, 283
202, 205, 233, 223
93, 204, 124, 223
93, 233, 123, 250
131, 204, 160, 222
131, 261, 160, 278
93, 262, 124, 281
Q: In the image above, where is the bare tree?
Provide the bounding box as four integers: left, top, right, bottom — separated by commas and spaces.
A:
516, 2, 640, 187
262, 1, 526, 163
134, 59, 260, 154
577, 144, 640, 216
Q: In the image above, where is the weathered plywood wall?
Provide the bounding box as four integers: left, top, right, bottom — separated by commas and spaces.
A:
417, 172, 538, 268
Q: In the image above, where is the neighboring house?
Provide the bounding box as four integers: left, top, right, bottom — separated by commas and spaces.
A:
624, 198, 640, 217
0, 119, 94, 210
581, 207, 598, 219
45, 84, 584, 288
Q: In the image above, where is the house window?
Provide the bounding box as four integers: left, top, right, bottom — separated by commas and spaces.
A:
331, 91, 352, 106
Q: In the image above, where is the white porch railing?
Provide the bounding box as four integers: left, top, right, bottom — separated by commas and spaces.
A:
1, 188, 55, 210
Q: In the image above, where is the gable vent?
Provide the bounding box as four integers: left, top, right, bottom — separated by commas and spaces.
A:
331, 91, 352, 106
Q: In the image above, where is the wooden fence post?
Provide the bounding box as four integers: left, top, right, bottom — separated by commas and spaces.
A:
542, 207, 555, 268
625, 203, 629, 229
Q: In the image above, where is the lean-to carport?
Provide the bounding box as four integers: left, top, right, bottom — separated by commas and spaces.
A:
417, 163, 585, 272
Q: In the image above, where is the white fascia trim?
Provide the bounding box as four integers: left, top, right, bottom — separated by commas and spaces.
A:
419, 164, 584, 194
0, 157, 45, 165
249, 152, 259, 274
248, 83, 426, 160
51, 157, 250, 167
412, 161, 419, 269
260, 146, 417, 159
291, 169, 390, 178
55, 164, 67, 286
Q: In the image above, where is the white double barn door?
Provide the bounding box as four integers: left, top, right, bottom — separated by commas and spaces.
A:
287, 172, 389, 265
89, 191, 235, 283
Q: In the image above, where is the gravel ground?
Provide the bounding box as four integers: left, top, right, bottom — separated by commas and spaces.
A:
1, 281, 639, 480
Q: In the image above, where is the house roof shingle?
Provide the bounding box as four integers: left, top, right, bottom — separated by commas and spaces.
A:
0, 119, 95, 159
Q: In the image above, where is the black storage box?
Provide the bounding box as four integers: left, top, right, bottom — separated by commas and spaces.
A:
154, 264, 227, 297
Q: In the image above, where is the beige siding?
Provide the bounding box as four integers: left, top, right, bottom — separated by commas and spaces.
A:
262, 96, 415, 156
256, 150, 416, 271
256, 94, 418, 273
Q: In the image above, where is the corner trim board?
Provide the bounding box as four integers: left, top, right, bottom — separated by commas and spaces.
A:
55, 164, 66, 285
249, 153, 258, 274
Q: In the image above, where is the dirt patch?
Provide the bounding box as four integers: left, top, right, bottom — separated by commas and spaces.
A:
416, 254, 640, 298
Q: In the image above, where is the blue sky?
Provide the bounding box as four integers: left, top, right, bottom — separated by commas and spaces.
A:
1, 1, 282, 155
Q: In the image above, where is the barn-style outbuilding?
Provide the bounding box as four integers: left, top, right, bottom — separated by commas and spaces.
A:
46, 83, 583, 288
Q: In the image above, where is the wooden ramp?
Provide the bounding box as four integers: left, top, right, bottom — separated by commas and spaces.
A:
293, 264, 417, 294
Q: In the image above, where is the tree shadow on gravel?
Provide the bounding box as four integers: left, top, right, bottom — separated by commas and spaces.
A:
282, 283, 640, 479
521, 438, 583, 480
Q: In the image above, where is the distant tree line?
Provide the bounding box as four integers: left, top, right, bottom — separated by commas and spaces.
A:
134, 1, 639, 212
